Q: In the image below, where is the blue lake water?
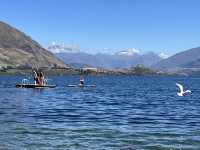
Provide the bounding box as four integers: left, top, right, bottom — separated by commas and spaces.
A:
0, 75, 200, 150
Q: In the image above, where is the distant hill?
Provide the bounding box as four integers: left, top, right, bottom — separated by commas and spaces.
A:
48, 44, 163, 69
0, 21, 66, 68
153, 47, 200, 70
69, 62, 94, 69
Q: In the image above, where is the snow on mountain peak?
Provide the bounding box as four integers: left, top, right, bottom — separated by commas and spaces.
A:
159, 52, 169, 59
48, 42, 80, 53
116, 48, 140, 56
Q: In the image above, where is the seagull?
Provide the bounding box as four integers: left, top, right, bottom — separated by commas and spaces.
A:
176, 83, 191, 96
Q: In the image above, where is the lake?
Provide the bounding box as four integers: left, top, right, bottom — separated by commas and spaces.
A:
0, 75, 199, 150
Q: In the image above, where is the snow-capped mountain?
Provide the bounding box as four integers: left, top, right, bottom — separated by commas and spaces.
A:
158, 52, 169, 59
116, 48, 140, 56
48, 44, 166, 69
154, 46, 200, 70
48, 42, 80, 53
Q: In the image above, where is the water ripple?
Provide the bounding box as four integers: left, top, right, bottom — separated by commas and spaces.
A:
0, 75, 199, 149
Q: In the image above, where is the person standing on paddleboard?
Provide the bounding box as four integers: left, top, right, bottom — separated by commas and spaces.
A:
80, 76, 84, 86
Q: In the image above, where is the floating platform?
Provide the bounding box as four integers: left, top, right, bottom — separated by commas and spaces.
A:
16, 84, 56, 88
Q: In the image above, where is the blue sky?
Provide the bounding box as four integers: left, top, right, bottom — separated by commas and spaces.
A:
0, 0, 200, 55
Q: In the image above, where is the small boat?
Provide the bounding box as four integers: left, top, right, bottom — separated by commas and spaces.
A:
16, 84, 56, 88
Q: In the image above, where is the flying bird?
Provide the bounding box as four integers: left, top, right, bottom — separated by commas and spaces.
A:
176, 83, 191, 96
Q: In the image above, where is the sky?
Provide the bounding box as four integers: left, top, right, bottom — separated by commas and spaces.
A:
0, 0, 200, 55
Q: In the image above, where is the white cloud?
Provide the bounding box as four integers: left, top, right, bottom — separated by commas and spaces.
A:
52, 41, 56, 45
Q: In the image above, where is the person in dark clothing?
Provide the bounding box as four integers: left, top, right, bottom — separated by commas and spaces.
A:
33, 70, 39, 85
80, 76, 84, 86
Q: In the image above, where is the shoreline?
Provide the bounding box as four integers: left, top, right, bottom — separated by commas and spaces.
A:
0, 67, 177, 76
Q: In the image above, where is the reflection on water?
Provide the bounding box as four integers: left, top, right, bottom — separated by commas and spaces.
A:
0, 75, 200, 149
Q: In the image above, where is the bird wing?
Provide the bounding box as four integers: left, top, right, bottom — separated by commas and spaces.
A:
176, 83, 184, 93
185, 90, 191, 93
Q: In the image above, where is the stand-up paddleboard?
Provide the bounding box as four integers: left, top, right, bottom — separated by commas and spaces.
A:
67, 84, 96, 87
16, 84, 56, 88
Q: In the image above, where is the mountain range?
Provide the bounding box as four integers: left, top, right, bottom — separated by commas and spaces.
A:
153, 47, 200, 71
2, 21, 200, 73
48, 43, 165, 69
0, 21, 66, 69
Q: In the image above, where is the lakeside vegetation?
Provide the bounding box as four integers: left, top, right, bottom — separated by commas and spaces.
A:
0, 65, 171, 76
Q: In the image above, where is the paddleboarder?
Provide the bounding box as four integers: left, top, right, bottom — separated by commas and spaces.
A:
80, 76, 84, 86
